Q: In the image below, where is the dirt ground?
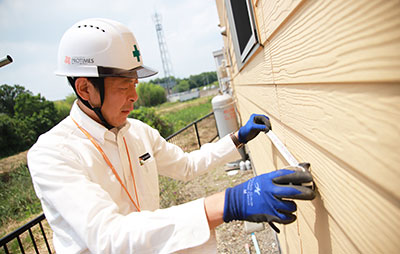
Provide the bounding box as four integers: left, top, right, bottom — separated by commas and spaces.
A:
177, 164, 281, 254
0, 150, 27, 174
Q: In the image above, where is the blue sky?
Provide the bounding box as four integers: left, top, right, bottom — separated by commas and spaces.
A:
0, 0, 223, 100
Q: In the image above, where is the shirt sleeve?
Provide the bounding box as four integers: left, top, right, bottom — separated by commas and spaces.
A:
28, 141, 212, 254
149, 127, 242, 181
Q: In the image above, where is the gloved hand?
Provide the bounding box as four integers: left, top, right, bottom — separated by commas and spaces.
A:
223, 167, 315, 224
238, 114, 271, 144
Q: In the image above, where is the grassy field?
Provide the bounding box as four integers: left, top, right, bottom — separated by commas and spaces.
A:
159, 97, 213, 132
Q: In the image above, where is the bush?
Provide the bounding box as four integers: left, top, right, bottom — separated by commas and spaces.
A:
128, 107, 173, 137
136, 82, 167, 107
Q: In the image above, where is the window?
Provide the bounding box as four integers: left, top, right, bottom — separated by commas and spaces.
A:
225, 0, 259, 69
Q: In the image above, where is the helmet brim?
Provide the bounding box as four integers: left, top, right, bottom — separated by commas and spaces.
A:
97, 65, 158, 79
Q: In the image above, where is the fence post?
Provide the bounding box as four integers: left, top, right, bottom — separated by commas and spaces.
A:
194, 122, 201, 148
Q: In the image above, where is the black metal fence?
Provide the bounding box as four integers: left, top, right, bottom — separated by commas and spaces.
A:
166, 112, 218, 152
0, 112, 218, 254
0, 214, 51, 254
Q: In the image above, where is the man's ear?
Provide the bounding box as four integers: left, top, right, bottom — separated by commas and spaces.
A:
75, 77, 91, 101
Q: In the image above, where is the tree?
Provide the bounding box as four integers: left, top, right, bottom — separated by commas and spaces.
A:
14, 93, 59, 148
136, 82, 167, 107
54, 93, 77, 121
65, 93, 77, 106
187, 71, 217, 89
152, 76, 178, 86
0, 114, 25, 157
172, 80, 190, 93
0, 84, 28, 116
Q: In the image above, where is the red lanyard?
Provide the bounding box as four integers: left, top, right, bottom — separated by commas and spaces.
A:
71, 118, 141, 212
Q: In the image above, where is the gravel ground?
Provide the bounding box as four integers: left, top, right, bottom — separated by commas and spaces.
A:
176, 165, 281, 254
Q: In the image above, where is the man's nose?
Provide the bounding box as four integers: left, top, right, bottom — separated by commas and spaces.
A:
129, 81, 138, 102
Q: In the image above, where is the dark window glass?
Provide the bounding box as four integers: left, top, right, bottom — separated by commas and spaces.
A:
230, 0, 252, 54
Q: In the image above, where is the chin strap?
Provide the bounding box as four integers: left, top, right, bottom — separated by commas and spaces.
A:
68, 77, 114, 130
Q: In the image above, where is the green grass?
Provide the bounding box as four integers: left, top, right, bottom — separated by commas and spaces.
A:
0, 164, 42, 231
161, 98, 213, 132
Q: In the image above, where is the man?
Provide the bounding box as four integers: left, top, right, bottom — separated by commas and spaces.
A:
28, 18, 315, 253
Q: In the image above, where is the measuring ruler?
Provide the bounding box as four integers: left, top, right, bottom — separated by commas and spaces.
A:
265, 130, 314, 233
266, 131, 299, 167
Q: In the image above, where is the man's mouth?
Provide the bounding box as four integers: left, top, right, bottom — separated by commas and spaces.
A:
121, 107, 133, 113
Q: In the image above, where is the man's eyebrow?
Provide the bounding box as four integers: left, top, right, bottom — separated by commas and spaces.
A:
124, 78, 137, 83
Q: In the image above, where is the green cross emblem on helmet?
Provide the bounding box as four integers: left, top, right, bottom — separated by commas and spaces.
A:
132, 45, 141, 62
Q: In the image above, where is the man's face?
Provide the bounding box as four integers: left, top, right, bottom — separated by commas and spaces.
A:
99, 77, 138, 127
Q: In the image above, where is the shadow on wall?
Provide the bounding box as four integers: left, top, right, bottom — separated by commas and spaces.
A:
313, 193, 332, 254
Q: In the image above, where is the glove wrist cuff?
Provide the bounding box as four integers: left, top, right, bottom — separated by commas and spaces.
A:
230, 132, 244, 149
223, 188, 234, 223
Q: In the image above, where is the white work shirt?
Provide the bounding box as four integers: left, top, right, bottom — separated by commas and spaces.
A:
27, 102, 241, 254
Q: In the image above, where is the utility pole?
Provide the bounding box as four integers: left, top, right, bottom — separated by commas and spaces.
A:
153, 12, 175, 94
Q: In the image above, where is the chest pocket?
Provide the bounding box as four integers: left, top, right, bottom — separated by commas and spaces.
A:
135, 152, 160, 210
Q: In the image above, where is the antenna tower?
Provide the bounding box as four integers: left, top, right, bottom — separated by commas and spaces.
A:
153, 12, 174, 94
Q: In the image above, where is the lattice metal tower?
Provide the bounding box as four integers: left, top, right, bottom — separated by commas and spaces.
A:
153, 12, 175, 93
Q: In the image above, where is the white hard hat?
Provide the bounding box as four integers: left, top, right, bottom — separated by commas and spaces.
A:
55, 18, 157, 78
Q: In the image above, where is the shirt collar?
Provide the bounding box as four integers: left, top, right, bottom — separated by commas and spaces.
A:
70, 100, 108, 144
70, 100, 131, 144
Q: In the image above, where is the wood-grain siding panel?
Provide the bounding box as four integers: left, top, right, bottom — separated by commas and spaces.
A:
235, 88, 400, 253
296, 201, 360, 254
284, 124, 400, 253
234, 85, 280, 118
233, 45, 274, 85
277, 83, 400, 199
268, 0, 400, 83
235, 91, 286, 171
236, 101, 278, 172
278, 222, 302, 254
257, 0, 303, 44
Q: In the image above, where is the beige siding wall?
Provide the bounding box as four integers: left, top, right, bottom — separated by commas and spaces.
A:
215, 0, 400, 253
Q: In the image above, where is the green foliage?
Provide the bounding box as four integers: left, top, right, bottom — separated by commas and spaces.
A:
0, 164, 42, 228
128, 107, 173, 137
136, 82, 167, 107
14, 93, 59, 146
162, 98, 213, 132
65, 93, 77, 105
0, 114, 25, 157
0, 85, 61, 158
54, 100, 72, 120
54, 93, 76, 121
172, 79, 190, 93
0, 84, 27, 116
149, 71, 217, 92
151, 76, 178, 87
187, 72, 217, 89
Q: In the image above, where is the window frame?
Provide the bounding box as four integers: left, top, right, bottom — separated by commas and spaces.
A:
225, 0, 260, 70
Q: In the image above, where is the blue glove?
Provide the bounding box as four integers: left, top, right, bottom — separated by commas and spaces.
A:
223, 168, 315, 224
238, 114, 271, 144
